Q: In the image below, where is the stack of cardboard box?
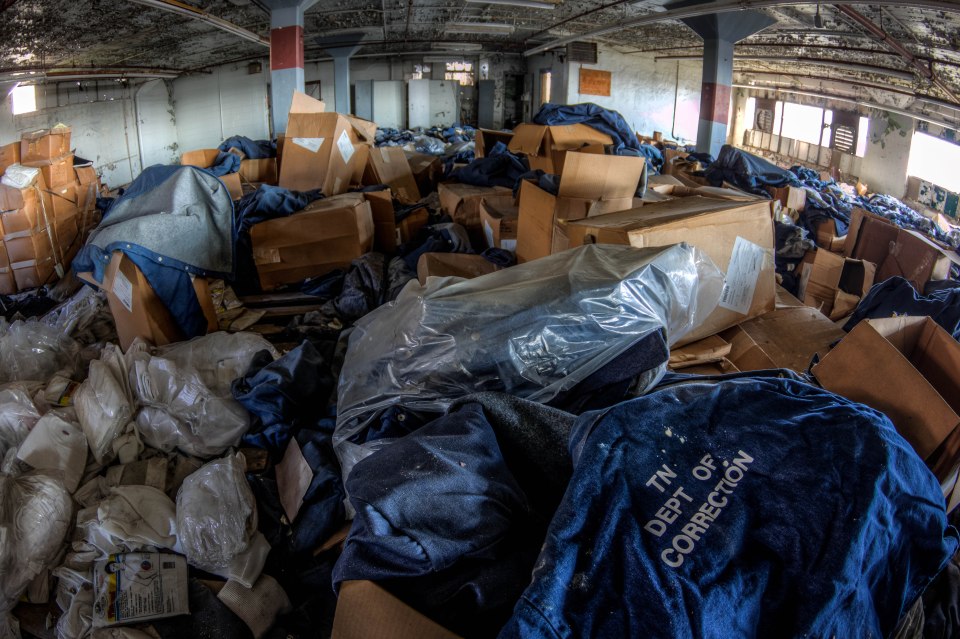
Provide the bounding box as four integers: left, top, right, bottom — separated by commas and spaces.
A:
0, 127, 101, 294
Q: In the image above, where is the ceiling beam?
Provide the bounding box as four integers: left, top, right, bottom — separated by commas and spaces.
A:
126, 0, 269, 47
655, 54, 918, 80
524, 0, 960, 57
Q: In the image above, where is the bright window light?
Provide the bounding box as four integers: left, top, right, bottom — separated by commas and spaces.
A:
779, 102, 827, 145
11, 84, 36, 115
855, 116, 869, 157
743, 97, 756, 131
907, 130, 960, 193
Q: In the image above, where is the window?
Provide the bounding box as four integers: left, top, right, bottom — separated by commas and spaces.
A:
540, 70, 552, 106
855, 116, 869, 157
779, 102, 828, 146
907, 130, 960, 193
410, 63, 430, 81
11, 84, 36, 115
743, 97, 756, 132
444, 61, 474, 86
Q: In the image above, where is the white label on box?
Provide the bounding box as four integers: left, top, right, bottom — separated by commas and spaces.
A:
337, 130, 355, 164
92, 553, 189, 628
112, 270, 134, 313
292, 137, 324, 153
718, 236, 765, 315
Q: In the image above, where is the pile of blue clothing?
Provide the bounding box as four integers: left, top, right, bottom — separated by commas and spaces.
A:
705, 144, 800, 196
219, 135, 276, 159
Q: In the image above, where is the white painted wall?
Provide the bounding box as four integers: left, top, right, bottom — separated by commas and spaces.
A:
564, 47, 702, 143
0, 82, 143, 188
135, 79, 178, 168
172, 62, 269, 155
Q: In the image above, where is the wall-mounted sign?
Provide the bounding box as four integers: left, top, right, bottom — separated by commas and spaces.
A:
579, 68, 611, 97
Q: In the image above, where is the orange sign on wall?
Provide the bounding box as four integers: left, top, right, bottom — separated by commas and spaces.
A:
579, 68, 611, 97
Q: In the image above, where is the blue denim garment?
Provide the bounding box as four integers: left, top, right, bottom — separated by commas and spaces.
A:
209, 151, 241, 176
844, 276, 960, 340
533, 103, 641, 155
705, 144, 799, 195
500, 375, 959, 639
218, 135, 276, 159
453, 141, 528, 190
333, 402, 539, 637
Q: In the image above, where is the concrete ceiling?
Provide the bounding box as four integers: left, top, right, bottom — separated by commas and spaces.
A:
2, 0, 959, 123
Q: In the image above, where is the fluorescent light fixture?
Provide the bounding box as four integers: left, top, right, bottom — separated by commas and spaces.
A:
446, 22, 515, 34
465, 0, 555, 8
432, 42, 484, 51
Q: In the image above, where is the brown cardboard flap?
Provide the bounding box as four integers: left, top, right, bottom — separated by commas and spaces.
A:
733, 306, 844, 373
180, 149, 221, 168
557, 153, 645, 201
548, 123, 613, 150
290, 91, 326, 114
332, 581, 460, 639
367, 147, 421, 204
812, 316, 960, 464
516, 180, 559, 263
668, 335, 732, 369
507, 124, 548, 156
475, 129, 514, 158
416, 252, 498, 284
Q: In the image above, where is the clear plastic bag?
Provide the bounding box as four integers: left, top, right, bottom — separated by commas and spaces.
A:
176, 453, 259, 576
74, 344, 135, 465
414, 135, 446, 155
16, 414, 88, 493
0, 473, 72, 620
0, 386, 42, 467
334, 243, 723, 469
0, 320, 80, 384
1, 164, 40, 189
155, 331, 278, 397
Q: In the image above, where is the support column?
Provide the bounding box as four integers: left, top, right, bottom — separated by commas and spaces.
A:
675, 7, 775, 156
265, 0, 319, 135
321, 41, 362, 114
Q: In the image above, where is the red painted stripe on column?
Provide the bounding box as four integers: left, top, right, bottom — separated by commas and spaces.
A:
270, 25, 304, 71
700, 82, 732, 125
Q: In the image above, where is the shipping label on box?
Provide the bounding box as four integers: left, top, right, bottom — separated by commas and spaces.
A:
92, 553, 189, 628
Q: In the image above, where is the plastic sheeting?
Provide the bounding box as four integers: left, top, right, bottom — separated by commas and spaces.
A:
0, 387, 42, 472
0, 320, 80, 384
0, 474, 72, 631
334, 243, 723, 473
75, 343, 134, 465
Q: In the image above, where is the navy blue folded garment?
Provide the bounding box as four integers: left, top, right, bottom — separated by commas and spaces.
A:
452, 142, 528, 190
208, 151, 241, 176
73, 165, 235, 339
705, 144, 799, 196
843, 276, 960, 340
333, 402, 541, 638
399, 222, 473, 270
638, 143, 664, 172
533, 103, 640, 154
500, 375, 959, 639
218, 135, 276, 159
232, 184, 323, 294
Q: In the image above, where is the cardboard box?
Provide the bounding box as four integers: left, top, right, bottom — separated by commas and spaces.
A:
507, 122, 611, 174
239, 158, 278, 185
416, 252, 498, 284
12, 256, 56, 291
250, 193, 374, 290
733, 305, 845, 372
21, 127, 71, 163
812, 316, 960, 482
475, 129, 514, 158
567, 195, 776, 344
75, 164, 98, 186
845, 208, 960, 291
404, 152, 443, 197
515, 152, 648, 263
0, 243, 14, 294
24, 154, 75, 189
660, 148, 689, 176
78, 251, 217, 350
277, 92, 373, 195
54, 215, 80, 260
438, 183, 511, 241
479, 195, 519, 251
767, 185, 806, 212
798, 250, 875, 320
180, 149, 243, 201
365, 189, 428, 254
0, 141, 20, 173
6, 229, 55, 264
46, 182, 80, 221
364, 147, 421, 204
332, 580, 460, 639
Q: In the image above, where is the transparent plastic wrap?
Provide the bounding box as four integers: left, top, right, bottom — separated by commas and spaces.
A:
16, 414, 88, 493
0, 474, 72, 622
155, 332, 278, 397
176, 453, 261, 579
129, 354, 250, 457
414, 135, 446, 155
1, 163, 40, 189
74, 344, 135, 465
335, 243, 723, 468
0, 320, 80, 384
0, 386, 42, 468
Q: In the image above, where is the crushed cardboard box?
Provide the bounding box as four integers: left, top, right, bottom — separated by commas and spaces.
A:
438, 182, 511, 246
416, 252, 498, 284
250, 193, 374, 290
404, 152, 443, 197
479, 194, 519, 252
180, 149, 243, 201
798, 250, 876, 320
507, 123, 611, 174
365, 189, 427, 254
567, 195, 776, 344
364, 147, 421, 204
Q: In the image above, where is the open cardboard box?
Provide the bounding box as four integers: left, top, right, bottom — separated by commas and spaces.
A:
239, 158, 278, 185
438, 183, 511, 246
404, 151, 443, 196
479, 194, 519, 252
515, 152, 647, 263
364, 147, 421, 204
844, 207, 960, 291
797, 249, 876, 320
365, 189, 428, 254
250, 193, 374, 290
812, 316, 960, 485
767, 185, 806, 212
567, 195, 776, 345
180, 149, 243, 201
278, 92, 374, 195
475, 129, 514, 158
416, 252, 498, 284
78, 251, 217, 350
507, 122, 611, 174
